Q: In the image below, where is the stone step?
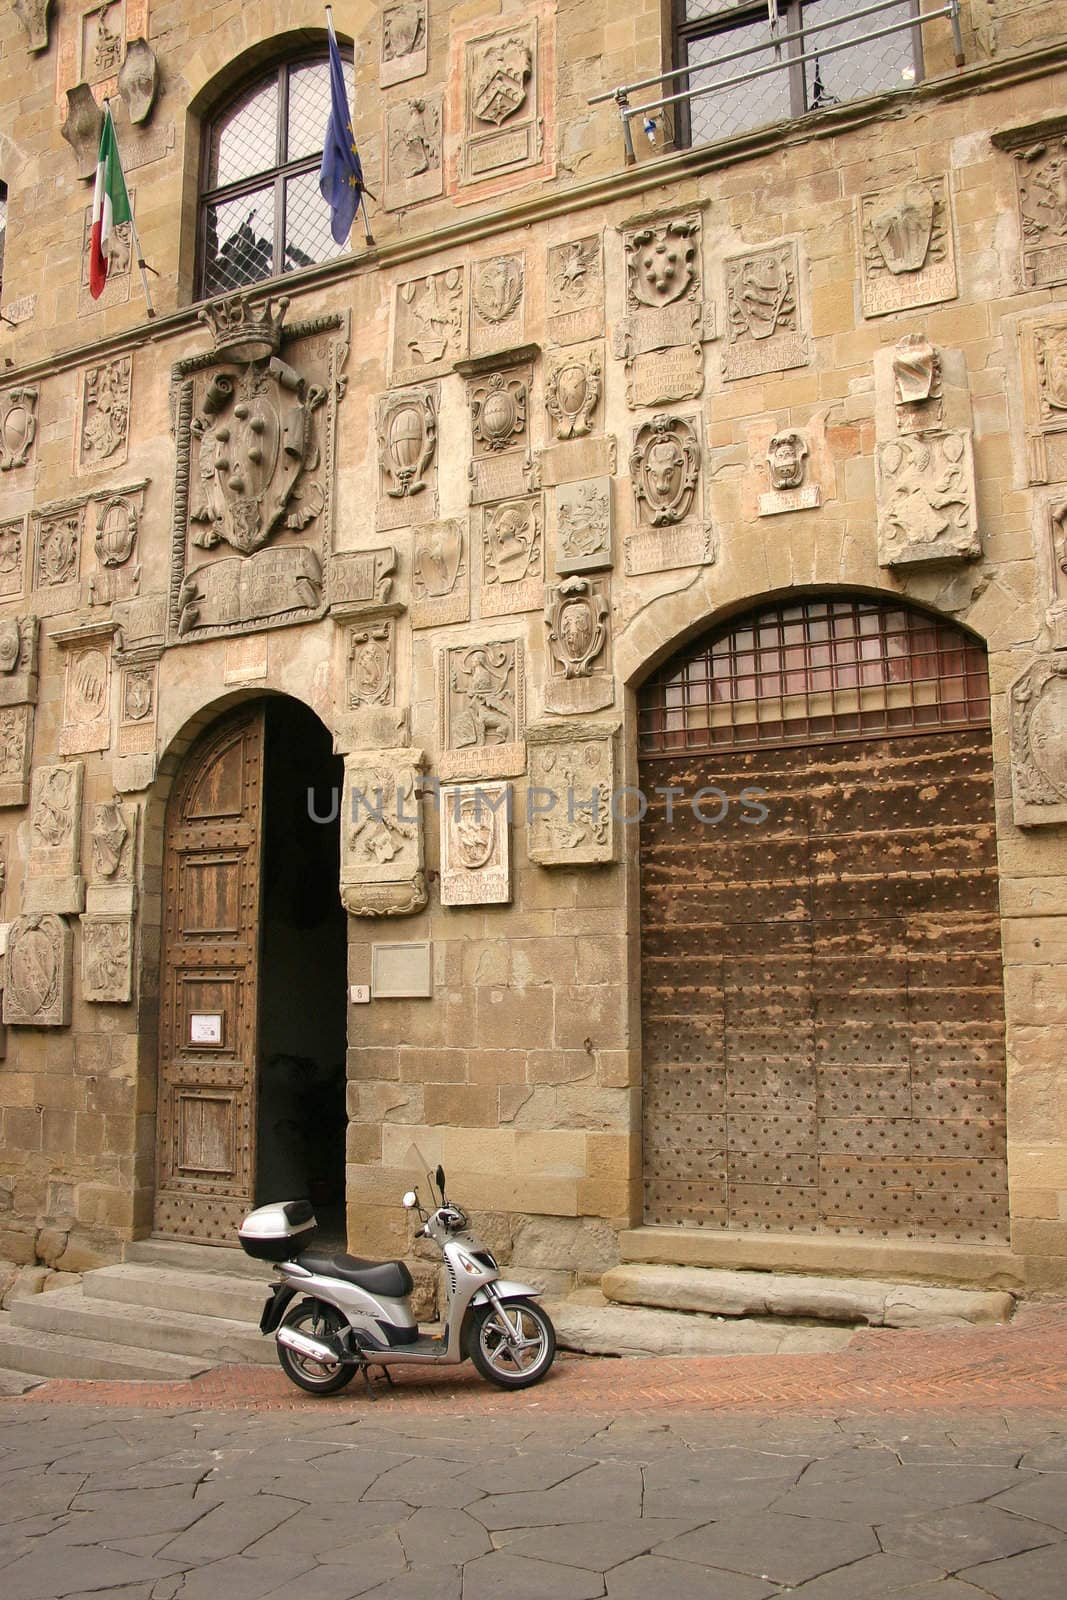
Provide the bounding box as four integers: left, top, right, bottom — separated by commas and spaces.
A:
9, 1287, 273, 1366
602, 1263, 1015, 1329
124, 1237, 274, 1281
86, 1262, 272, 1325
618, 1226, 1024, 1292
545, 1293, 855, 1359
0, 1365, 49, 1395
0, 1312, 211, 1381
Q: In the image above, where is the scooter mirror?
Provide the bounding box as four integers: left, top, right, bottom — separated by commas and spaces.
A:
402, 1191, 418, 1209
435, 1165, 446, 1199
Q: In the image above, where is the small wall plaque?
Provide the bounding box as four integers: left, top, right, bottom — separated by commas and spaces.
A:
189, 1012, 223, 1045
371, 940, 433, 999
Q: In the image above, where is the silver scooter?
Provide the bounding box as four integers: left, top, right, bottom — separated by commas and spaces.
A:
238, 1155, 556, 1397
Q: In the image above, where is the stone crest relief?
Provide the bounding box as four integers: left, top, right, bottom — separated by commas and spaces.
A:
13, 0, 54, 53
626, 413, 714, 577
1009, 654, 1067, 825
32, 500, 85, 618
892, 333, 944, 434
56, 622, 114, 755
1005, 127, 1067, 290
470, 254, 525, 355
545, 346, 600, 442
117, 661, 156, 757
0, 387, 38, 471
3, 914, 72, 1028
80, 198, 132, 314
438, 640, 525, 780
526, 721, 617, 867
25, 760, 84, 915
0, 518, 26, 599
81, 916, 133, 1003
1044, 498, 1067, 646
1022, 318, 1067, 485
340, 750, 428, 917
548, 235, 603, 345
89, 796, 137, 884
171, 294, 348, 640
78, 356, 131, 474
460, 20, 543, 187
381, 0, 428, 88
544, 576, 613, 715
411, 519, 469, 628
479, 495, 544, 617
0, 615, 39, 808
440, 783, 512, 906
614, 212, 716, 407
391, 268, 465, 386
347, 619, 395, 710
89, 480, 144, 606
860, 176, 957, 317
555, 478, 612, 574
722, 243, 808, 381
0, 705, 35, 808
876, 431, 980, 569
81, 1, 126, 85
377, 386, 438, 530
759, 429, 820, 516
467, 366, 535, 505
384, 95, 442, 209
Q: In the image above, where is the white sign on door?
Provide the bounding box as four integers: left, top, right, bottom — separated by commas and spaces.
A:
189, 1013, 223, 1046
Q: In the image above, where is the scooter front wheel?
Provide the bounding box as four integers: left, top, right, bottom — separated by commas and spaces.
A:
277, 1301, 357, 1395
468, 1296, 556, 1389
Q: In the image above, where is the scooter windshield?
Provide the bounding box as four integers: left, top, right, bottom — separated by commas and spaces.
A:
405, 1141, 444, 1204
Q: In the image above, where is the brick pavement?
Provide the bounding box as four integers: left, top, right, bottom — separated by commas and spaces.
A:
7, 1299, 1067, 1417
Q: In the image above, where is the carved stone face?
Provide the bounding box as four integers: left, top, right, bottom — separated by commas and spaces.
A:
767, 431, 807, 490
646, 438, 684, 503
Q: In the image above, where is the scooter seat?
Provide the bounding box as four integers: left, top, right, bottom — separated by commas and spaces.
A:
295, 1250, 414, 1299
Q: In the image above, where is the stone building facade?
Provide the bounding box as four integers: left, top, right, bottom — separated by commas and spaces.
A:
1, 0, 1066, 1296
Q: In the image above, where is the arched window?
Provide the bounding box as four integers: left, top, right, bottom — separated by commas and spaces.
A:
198, 50, 355, 301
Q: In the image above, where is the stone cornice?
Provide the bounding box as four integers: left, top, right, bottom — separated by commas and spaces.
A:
2, 38, 1066, 390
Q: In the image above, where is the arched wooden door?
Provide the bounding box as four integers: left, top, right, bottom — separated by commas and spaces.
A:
638, 595, 1009, 1242
154, 705, 265, 1242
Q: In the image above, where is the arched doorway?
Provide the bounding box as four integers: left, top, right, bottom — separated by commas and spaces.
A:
153, 697, 346, 1244
637, 593, 1008, 1242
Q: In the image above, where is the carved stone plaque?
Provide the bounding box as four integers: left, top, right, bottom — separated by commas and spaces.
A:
1010, 654, 1067, 826
625, 413, 716, 576
170, 296, 347, 641
548, 235, 603, 345
1003, 126, 1067, 289
470, 254, 525, 355
377, 387, 438, 530
3, 914, 72, 1027
440, 783, 511, 905
467, 366, 534, 504
614, 212, 716, 406
543, 576, 613, 715
1044, 498, 1067, 646
32, 500, 84, 617
860, 176, 957, 317
330, 547, 397, 615
438, 640, 525, 780
13, 0, 54, 53
624, 346, 706, 409
479, 496, 544, 617
341, 749, 428, 917
0, 614, 39, 708
57, 629, 113, 755
80, 200, 132, 314
81, 915, 133, 1003
80, 1, 126, 85
527, 720, 617, 867
0, 704, 35, 808
0, 386, 38, 472
722, 243, 808, 380
88, 481, 145, 606
460, 20, 542, 187
391, 268, 466, 386
25, 761, 84, 915
347, 618, 395, 710
759, 429, 820, 516
411, 519, 469, 628
117, 662, 157, 756
876, 430, 980, 569
545, 345, 601, 442
77, 356, 131, 474
381, 0, 428, 88
89, 797, 137, 890
555, 478, 612, 574
538, 434, 617, 489
0, 518, 26, 599
1022, 318, 1067, 485
384, 94, 442, 209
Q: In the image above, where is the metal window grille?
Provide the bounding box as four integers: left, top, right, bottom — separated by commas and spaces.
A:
198, 52, 355, 302
673, 0, 922, 149
638, 596, 990, 755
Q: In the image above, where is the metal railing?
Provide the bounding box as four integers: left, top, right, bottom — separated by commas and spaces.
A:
589, 0, 964, 164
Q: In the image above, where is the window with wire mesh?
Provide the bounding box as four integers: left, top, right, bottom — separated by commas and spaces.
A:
638, 597, 990, 755
673, 0, 921, 150
198, 52, 356, 301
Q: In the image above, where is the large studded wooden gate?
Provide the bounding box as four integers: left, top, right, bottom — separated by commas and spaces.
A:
155, 705, 265, 1242
638, 596, 1009, 1242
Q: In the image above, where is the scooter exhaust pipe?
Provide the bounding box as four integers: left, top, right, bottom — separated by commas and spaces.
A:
277, 1325, 344, 1364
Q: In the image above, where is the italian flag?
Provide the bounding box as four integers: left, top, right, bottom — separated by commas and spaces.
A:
89, 106, 132, 299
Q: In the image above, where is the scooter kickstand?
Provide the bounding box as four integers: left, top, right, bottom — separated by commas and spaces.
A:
358, 1360, 379, 1401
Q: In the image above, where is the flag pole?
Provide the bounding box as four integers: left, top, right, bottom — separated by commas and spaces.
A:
104, 99, 156, 319
324, 6, 375, 247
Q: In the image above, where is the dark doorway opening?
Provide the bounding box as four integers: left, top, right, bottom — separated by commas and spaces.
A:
255, 698, 347, 1238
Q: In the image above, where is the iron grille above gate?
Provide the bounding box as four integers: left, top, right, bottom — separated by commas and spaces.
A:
638, 596, 990, 755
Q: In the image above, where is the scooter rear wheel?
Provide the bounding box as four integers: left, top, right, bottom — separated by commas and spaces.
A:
277, 1301, 357, 1395
468, 1297, 556, 1389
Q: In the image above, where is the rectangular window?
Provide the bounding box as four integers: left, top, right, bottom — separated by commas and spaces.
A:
673, 0, 921, 150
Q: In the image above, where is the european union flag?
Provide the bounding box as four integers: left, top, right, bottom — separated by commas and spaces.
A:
319, 22, 363, 246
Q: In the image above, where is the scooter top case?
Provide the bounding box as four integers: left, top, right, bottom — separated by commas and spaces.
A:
239, 1199, 318, 1262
